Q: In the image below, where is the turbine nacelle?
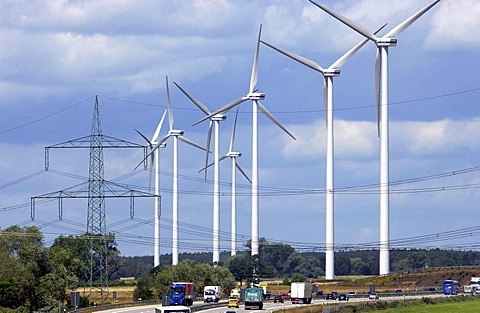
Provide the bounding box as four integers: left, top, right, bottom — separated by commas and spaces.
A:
323, 69, 341, 77
152, 142, 167, 148
211, 114, 226, 122
227, 151, 241, 158
169, 130, 184, 136
247, 92, 265, 100
376, 38, 398, 47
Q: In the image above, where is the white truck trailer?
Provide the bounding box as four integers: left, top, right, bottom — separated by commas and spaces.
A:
290, 282, 313, 304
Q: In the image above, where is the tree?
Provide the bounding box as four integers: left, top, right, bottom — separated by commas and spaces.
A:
132, 276, 155, 301
228, 254, 251, 287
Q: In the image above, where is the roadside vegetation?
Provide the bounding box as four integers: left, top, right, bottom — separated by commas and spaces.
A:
2, 225, 480, 312
280, 296, 480, 313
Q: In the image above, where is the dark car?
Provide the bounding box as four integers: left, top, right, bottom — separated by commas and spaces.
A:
325, 293, 337, 300
273, 295, 284, 303
338, 293, 349, 301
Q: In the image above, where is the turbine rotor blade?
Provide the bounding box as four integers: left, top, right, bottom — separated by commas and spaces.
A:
204, 121, 213, 180
193, 96, 248, 126
174, 81, 211, 115
229, 107, 240, 153
135, 129, 152, 148
165, 76, 174, 131
236, 163, 252, 184
308, 0, 377, 42
330, 23, 388, 69
385, 0, 441, 38
249, 24, 262, 94
256, 100, 296, 140
375, 50, 381, 138
152, 109, 167, 142
261, 40, 325, 73
178, 135, 206, 151
198, 155, 228, 173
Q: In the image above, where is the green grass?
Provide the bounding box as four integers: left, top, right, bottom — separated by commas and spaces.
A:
369, 298, 480, 313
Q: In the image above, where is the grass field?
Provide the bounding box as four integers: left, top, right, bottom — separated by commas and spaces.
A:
375, 298, 480, 313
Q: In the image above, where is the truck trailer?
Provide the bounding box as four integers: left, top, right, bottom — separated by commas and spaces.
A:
290, 282, 313, 304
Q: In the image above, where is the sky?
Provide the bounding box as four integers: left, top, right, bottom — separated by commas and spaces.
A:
1, 0, 480, 261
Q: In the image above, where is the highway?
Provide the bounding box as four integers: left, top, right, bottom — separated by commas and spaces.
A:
92, 293, 448, 313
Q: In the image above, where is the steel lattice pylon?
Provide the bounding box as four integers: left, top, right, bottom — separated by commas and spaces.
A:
87, 95, 108, 301
32, 96, 151, 304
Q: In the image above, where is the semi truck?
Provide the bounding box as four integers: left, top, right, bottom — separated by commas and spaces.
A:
290, 282, 313, 304
203, 285, 221, 302
169, 282, 195, 306
463, 277, 480, 294
244, 285, 264, 310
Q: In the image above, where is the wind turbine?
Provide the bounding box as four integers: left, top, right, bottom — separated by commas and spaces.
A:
195, 25, 296, 260
200, 108, 251, 256
135, 109, 167, 268
308, 0, 441, 275
173, 81, 226, 264
260, 24, 386, 280
145, 76, 206, 266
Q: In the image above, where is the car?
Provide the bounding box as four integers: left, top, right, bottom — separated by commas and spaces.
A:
280, 294, 290, 300
325, 293, 337, 300
368, 293, 379, 300
428, 287, 436, 292
316, 290, 324, 297
273, 295, 284, 303
348, 291, 357, 296
395, 289, 403, 293
338, 293, 349, 301
227, 297, 239, 308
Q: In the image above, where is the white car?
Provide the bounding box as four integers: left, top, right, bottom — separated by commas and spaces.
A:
368, 293, 379, 300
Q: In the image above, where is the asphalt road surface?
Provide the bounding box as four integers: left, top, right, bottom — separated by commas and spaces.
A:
94, 293, 447, 313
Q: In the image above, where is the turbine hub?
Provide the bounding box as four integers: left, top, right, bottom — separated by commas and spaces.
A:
247, 92, 265, 100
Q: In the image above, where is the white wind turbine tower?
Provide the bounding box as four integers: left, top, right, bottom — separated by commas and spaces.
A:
261, 23, 385, 280
195, 25, 296, 260
135, 109, 167, 267
309, 0, 441, 275
200, 108, 251, 256
173, 81, 226, 264
146, 76, 206, 266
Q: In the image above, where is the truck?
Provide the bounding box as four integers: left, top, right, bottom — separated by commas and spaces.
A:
260, 284, 271, 299
203, 285, 221, 303
463, 277, 480, 294
290, 282, 313, 304
230, 288, 241, 299
244, 285, 264, 310
169, 282, 195, 306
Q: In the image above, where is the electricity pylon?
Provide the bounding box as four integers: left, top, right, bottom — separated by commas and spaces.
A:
34, 96, 151, 303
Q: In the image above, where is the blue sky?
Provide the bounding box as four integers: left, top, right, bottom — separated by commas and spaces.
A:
1, 0, 480, 258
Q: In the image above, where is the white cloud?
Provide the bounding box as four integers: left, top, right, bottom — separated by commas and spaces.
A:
426, 0, 480, 50
281, 117, 480, 160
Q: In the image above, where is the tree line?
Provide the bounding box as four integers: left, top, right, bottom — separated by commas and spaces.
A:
2, 226, 480, 312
